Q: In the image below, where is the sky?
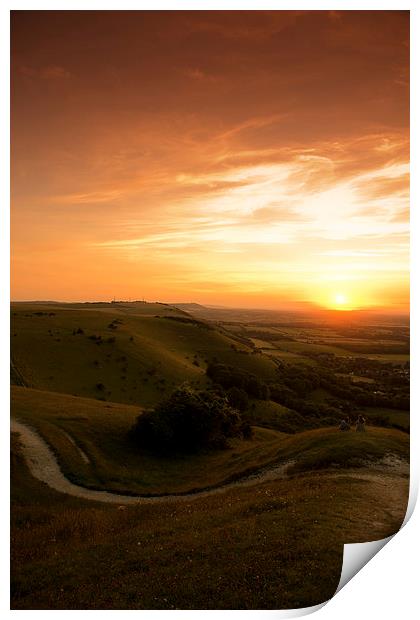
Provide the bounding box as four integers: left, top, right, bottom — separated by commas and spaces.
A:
11, 10, 410, 311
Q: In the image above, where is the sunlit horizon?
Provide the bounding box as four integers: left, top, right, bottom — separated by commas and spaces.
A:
11, 11, 409, 313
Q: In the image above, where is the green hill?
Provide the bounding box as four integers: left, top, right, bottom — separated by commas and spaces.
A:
12, 386, 289, 495
12, 386, 409, 496
11, 317, 409, 610
11, 302, 278, 408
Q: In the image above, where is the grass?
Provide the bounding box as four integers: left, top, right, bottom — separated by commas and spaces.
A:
284, 426, 409, 474
266, 349, 316, 365
245, 399, 296, 431
362, 406, 410, 431
308, 388, 331, 403
10, 302, 411, 609
352, 353, 410, 364
12, 386, 291, 495
275, 341, 350, 356
12, 386, 409, 494
268, 341, 409, 365
317, 336, 408, 348
11, 303, 278, 408
11, 432, 409, 610
249, 338, 276, 349
335, 373, 375, 384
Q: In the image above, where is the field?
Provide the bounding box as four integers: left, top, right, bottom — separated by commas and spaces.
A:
11, 301, 410, 609
217, 319, 410, 367
11, 430, 409, 609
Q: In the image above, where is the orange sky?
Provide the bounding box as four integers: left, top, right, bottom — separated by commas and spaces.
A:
11, 10, 410, 311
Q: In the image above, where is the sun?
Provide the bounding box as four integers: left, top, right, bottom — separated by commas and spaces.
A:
334, 293, 348, 306
313, 288, 359, 311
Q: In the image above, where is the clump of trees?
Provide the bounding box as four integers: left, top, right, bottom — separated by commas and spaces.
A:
130, 386, 252, 454
206, 363, 270, 400
160, 316, 214, 330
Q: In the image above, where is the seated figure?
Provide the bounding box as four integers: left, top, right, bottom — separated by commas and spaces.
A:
355, 414, 366, 432
338, 417, 350, 431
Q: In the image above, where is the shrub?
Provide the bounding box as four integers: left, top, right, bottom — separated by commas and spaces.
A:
130, 386, 246, 453
227, 386, 249, 412
206, 363, 269, 400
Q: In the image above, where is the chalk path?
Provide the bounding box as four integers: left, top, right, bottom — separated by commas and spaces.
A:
11, 419, 293, 504
11, 419, 409, 508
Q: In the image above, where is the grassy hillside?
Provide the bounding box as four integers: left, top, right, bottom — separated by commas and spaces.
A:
12, 386, 409, 495
283, 426, 409, 474
10, 302, 410, 610
11, 431, 409, 610
11, 302, 278, 408
245, 399, 296, 431
362, 406, 410, 431
12, 386, 291, 495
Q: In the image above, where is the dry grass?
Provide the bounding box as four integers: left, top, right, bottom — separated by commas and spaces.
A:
11, 434, 409, 610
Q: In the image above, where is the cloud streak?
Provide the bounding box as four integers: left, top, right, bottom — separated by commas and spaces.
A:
11, 10, 409, 309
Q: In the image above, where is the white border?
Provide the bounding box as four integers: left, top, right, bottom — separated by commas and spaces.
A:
2, 2, 418, 618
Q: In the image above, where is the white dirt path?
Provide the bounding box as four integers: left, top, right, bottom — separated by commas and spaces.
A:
11, 419, 293, 504
12, 419, 409, 509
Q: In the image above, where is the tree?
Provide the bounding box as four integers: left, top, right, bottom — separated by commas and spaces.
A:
227, 386, 249, 412
130, 386, 249, 454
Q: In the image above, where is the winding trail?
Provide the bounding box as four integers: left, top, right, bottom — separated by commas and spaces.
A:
11, 419, 293, 504
12, 419, 409, 510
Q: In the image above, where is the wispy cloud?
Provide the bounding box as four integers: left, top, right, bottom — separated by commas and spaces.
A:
53, 189, 123, 205
19, 64, 71, 80
11, 10, 409, 308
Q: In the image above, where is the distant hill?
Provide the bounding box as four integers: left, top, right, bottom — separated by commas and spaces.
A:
171, 302, 209, 312
11, 301, 278, 408
171, 304, 312, 324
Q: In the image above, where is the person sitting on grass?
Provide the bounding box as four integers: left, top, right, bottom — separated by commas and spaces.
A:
355, 414, 366, 432
338, 416, 351, 431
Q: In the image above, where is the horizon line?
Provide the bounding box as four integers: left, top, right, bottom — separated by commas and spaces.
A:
9, 298, 410, 316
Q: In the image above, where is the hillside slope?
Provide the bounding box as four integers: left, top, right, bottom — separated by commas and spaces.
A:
11, 427, 409, 610
12, 385, 409, 496
12, 386, 290, 495
11, 302, 278, 407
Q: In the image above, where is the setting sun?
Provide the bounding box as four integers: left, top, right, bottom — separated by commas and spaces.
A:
10, 11, 409, 312
335, 293, 348, 307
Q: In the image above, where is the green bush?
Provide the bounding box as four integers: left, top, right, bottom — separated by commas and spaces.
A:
130, 386, 249, 453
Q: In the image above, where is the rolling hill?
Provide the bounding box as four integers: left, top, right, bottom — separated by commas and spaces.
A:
11, 302, 278, 408
10, 301, 410, 610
